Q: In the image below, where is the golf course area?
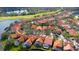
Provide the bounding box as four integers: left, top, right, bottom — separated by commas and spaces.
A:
0, 9, 62, 20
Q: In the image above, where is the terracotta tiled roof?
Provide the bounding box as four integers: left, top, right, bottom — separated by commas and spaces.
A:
11, 23, 21, 32
58, 20, 65, 25
64, 43, 74, 51
53, 40, 62, 48
44, 36, 53, 46
36, 26, 42, 30
67, 29, 78, 36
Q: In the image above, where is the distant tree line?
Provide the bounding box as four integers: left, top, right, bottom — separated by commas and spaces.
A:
0, 7, 60, 16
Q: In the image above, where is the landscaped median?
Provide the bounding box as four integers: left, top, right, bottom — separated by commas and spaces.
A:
0, 9, 62, 20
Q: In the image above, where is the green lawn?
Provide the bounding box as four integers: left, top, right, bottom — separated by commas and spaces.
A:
0, 9, 62, 20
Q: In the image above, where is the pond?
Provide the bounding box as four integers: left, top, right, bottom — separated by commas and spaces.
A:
0, 20, 20, 40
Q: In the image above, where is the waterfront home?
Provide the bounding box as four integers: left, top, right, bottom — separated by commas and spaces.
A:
11, 23, 21, 32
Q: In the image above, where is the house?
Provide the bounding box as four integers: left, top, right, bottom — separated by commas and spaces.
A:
48, 24, 55, 30
18, 36, 26, 43
43, 36, 53, 49
31, 24, 37, 29
62, 24, 71, 30
63, 41, 74, 51
56, 28, 62, 33
36, 26, 48, 31
75, 20, 79, 26
53, 39, 63, 48
23, 35, 37, 48
66, 29, 78, 36
42, 26, 48, 30
11, 23, 21, 32
23, 38, 32, 48
23, 41, 31, 48
58, 20, 65, 25
36, 26, 42, 30
34, 36, 45, 47
64, 43, 74, 51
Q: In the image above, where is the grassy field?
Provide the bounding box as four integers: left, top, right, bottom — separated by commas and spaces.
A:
0, 9, 62, 20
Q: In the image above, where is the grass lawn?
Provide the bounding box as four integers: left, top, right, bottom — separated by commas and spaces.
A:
10, 45, 21, 51
0, 9, 62, 20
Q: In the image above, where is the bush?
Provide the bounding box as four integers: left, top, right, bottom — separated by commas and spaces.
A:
1, 32, 8, 40
4, 41, 13, 51
21, 12, 27, 15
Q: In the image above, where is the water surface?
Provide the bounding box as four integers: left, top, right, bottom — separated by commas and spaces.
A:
0, 20, 20, 40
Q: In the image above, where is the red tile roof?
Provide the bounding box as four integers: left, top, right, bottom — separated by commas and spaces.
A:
63, 24, 71, 29
53, 40, 62, 48
44, 36, 53, 46
11, 23, 21, 32
64, 43, 74, 51
48, 25, 55, 30
58, 20, 65, 25
67, 29, 78, 36
36, 26, 43, 30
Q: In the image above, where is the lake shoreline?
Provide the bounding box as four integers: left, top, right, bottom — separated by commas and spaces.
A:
0, 20, 20, 40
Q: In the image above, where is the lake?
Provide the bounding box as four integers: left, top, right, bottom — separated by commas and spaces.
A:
0, 20, 20, 40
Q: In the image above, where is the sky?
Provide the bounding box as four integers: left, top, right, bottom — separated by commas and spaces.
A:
0, 0, 79, 7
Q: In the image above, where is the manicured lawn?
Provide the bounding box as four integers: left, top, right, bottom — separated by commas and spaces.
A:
10, 45, 21, 51
0, 9, 62, 20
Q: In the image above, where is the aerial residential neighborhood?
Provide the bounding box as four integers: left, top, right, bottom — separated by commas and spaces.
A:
0, 7, 79, 51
